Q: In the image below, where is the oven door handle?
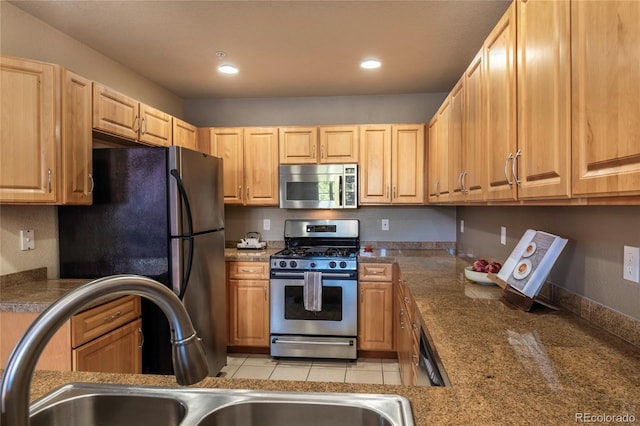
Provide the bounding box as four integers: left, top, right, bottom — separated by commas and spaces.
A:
271, 271, 354, 279
271, 338, 354, 346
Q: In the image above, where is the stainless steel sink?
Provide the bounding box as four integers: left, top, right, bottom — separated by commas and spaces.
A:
29, 383, 414, 426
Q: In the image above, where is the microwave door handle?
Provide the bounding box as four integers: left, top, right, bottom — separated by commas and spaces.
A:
338, 176, 343, 206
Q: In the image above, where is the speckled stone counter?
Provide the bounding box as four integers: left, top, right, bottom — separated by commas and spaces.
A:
224, 247, 280, 262
8, 251, 640, 425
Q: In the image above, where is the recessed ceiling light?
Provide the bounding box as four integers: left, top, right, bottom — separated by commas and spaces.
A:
360, 59, 381, 69
218, 64, 239, 74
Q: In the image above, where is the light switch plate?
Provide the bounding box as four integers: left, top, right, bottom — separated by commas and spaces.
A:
460, 220, 464, 233
20, 229, 35, 251
500, 227, 507, 245
381, 219, 389, 231
263, 219, 271, 231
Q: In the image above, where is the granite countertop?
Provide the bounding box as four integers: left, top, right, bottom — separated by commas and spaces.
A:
8, 251, 640, 425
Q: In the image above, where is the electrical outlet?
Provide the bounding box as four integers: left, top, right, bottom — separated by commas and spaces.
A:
20, 229, 35, 251
381, 219, 389, 231
623, 245, 640, 283
460, 220, 464, 233
263, 219, 271, 231
500, 226, 507, 245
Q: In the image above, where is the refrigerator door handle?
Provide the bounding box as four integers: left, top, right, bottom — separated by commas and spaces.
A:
170, 169, 195, 300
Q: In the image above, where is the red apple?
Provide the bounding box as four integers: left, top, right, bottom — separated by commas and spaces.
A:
472, 259, 489, 272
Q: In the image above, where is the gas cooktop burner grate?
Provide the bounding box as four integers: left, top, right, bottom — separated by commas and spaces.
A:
274, 247, 357, 259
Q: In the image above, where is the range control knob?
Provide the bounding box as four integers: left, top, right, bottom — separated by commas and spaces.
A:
339, 261, 347, 269
310, 262, 317, 268
279, 261, 287, 268
289, 261, 298, 268
329, 261, 337, 269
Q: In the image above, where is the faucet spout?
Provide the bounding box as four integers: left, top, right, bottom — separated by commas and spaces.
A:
0, 274, 208, 426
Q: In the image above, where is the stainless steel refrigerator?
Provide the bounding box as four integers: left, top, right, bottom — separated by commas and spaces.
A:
58, 146, 226, 376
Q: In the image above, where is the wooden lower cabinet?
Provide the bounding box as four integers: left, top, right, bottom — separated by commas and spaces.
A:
0, 296, 141, 373
396, 277, 419, 385
73, 318, 142, 373
358, 263, 394, 352
358, 282, 394, 351
227, 262, 270, 348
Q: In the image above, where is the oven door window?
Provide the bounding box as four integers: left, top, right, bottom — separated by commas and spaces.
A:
284, 285, 342, 321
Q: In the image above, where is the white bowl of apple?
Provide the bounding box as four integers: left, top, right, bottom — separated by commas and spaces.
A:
464, 259, 502, 285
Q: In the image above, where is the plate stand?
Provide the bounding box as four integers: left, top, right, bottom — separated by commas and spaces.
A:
486, 273, 559, 312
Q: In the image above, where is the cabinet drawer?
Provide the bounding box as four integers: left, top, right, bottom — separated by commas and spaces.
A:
228, 261, 270, 280
359, 263, 393, 281
71, 296, 141, 348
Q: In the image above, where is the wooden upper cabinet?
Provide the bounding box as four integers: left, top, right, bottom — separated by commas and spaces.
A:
434, 99, 451, 202
173, 118, 198, 151
0, 56, 58, 203
319, 125, 359, 163
61, 70, 93, 205
279, 126, 318, 164
279, 125, 358, 164
359, 125, 392, 204
243, 127, 279, 206
392, 124, 425, 204
93, 83, 139, 140
463, 51, 486, 202
449, 79, 465, 203
571, 0, 640, 197
211, 127, 245, 204
427, 117, 439, 202
93, 83, 172, 147
360, 124, 424, 205
484, 3, 517, 202
138, 104, 172, 147
517, 0, 571, 200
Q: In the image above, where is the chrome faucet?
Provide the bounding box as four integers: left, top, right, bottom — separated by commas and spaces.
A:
0, 274, 209, 426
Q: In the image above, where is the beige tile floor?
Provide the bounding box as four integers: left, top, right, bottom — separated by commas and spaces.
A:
219, 354, 401, 385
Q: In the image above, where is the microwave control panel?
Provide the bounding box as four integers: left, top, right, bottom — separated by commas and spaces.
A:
343, 165, 357, 208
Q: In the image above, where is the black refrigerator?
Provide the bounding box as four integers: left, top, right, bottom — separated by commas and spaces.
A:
58, 146, 226, 376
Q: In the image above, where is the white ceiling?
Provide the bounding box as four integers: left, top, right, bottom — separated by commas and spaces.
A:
10, 0, 511, 99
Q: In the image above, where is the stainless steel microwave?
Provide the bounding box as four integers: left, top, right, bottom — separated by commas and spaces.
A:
279, 164, 358, 209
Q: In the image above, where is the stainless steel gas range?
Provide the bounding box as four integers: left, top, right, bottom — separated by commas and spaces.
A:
270, 219, 359, 359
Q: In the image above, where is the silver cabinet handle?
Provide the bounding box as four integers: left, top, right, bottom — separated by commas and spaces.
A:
264, 285, 268, 301
512, 149, 522, 187
88, 173, 95, 194
238, 185, 242, 199
103, 311, 122, 323
385, 186, 390, 199
434, 180, 439, 197
504, 153, 514, 187
312, 145, 316, 159
393, 186, 397, 199
461, 170, 468, 193
138, 327, 144, 349
246, 186, 250, 199
133, 115, 140, 133
320, 144, 325, 159
47, 169, 52, 193
141, 117, 147, 135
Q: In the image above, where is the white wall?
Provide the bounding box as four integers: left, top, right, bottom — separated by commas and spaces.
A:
184, 92, 446, 127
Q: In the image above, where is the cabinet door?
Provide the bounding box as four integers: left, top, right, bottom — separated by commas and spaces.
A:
448, 80, 465, 203
173, 118, 198, 151
572, 1, 640, 197
517, 0, 571, 200
484, 4, 517, 201
279, 126, 318, 164
61, 70, 93, 205
319, 125, 359, 163
211, 127, 244, 204
139, 103, 172, 147
359, 125, 392, 204
92, 83, 139, 140
463, 51, 486, 202
244, 127, 279, 205
228, 279, 270, 347
0, 56, 58, 203
359, 282, 394, 351
435, 99, 451, 202
427, 117, 439, 202
73, 319, 142, 374
392, 124, 425, 204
